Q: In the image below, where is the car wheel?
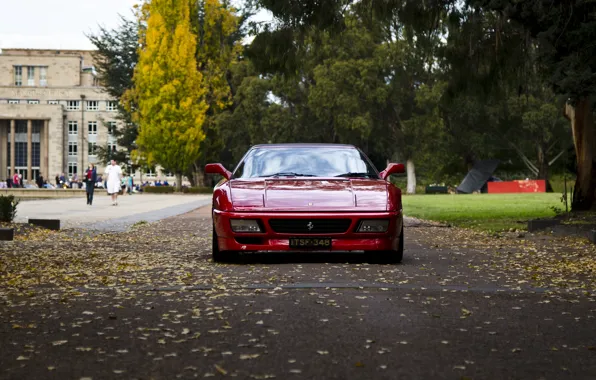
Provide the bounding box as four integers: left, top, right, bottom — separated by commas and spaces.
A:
212, 224, 237, 263
371, 226, 404, 264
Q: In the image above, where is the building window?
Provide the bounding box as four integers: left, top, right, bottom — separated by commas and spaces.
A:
107, 143, 117, 155
68, 142, 78, 156
88, 142, 98, 156
48, 100, 59, 105
68, 163, 78, 177
27, 66, 35, 86
107, 121, 117, 135
28, 100, 40, 105
92, 77, 100, 87
32, 123, 41, 167
68, 121, 78, 135
106, 101, 118, 111
8, 100, 19, 105
88, 121, 98, 135
145, 169, 156, 177
14, 66, 22, 86
86, 101, 99, 111
66, 101, 80, 111
40, 67, 48, 86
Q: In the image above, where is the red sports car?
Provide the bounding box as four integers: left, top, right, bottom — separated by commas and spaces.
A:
205, 144, 405, 263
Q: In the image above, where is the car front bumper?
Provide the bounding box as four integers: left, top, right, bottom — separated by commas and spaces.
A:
213, 210, 403, 253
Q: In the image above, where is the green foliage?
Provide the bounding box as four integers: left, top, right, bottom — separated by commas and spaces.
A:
0, 195, 19, 223
88, 16, 141, 166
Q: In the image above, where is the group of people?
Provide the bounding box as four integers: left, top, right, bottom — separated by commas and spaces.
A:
0, 160, 129, 206
85, 160, 128, 206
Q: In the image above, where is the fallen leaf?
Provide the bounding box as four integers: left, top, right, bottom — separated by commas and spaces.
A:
240, 354, 260, 360
214, 364, 228, 375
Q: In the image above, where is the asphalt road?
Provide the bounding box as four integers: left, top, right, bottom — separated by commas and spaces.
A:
1, 206, 595, 380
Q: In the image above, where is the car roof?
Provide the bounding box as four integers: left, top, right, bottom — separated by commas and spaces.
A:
251, 143, 356, 149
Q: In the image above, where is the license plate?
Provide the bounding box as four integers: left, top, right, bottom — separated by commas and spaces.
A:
289, 237, 332, 249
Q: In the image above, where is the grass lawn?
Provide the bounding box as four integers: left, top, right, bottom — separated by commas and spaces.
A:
402, 193, 566, 232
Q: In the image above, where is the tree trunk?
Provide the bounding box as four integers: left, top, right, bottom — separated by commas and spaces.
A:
536, 144, 553, 192
192, 163, 205, 187
175, 173, 182, 192
406, 159, 416, 194
565, 99, 596, 211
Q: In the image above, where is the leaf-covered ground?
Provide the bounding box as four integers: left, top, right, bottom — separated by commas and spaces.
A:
1, 207, 596, 379
1, 207, 594, 295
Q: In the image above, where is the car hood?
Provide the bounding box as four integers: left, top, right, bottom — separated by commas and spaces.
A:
229, 178, 388, 212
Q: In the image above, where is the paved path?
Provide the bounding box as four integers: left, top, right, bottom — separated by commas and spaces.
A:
1, 207, 596, 379
14, 194, 212, 231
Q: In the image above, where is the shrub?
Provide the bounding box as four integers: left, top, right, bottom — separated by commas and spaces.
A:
181, 187, 213, 194
143, 186, 175, 194
0, 195, 19, 222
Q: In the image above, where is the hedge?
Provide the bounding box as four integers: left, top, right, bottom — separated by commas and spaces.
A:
142, 186, 213, 194
182, 187, 213, 194
143, 186, 175, 194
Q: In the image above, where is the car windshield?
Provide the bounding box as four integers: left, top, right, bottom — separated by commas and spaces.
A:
233, 146, 379, 179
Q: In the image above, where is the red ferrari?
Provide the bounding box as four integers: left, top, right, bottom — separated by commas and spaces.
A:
205, 144, 405, 263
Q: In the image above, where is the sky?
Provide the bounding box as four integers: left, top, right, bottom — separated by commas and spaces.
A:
0, 0, 271, 51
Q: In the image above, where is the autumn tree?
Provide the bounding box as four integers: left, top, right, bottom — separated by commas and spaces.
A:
133, 0, 208, 190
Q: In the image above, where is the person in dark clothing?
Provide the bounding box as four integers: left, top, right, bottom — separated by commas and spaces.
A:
84, 164, 97, 205
36, 174, 45, 189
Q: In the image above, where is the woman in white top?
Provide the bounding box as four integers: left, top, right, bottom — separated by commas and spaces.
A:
105, 159, 123, 206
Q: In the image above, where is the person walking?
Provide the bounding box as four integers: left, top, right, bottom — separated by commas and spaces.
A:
105, 159, 123, 206
84, 164, 97, 205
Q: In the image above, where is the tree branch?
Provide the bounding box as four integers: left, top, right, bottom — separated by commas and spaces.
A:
548, 149, 566, 166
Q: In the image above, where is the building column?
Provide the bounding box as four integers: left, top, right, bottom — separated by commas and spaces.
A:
43, 119, 49, 179
10, 120, 15, 176
0, 122, 7, 178
27, 120, 32, 182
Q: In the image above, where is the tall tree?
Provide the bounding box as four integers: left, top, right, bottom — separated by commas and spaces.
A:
133, 0, 208, 190
87, 16, 141, 167
191, 0, 243, 186
472, 0, 596, 209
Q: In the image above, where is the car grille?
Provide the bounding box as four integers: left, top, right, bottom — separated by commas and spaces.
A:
268, 219, 352, 234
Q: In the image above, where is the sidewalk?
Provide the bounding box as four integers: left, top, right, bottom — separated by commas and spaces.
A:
14, 193, 212, 231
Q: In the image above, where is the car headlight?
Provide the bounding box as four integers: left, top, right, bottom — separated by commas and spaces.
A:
230, 219, 262, 233
357, 219, 389, 233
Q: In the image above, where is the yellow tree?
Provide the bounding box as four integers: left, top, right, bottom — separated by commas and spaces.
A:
133, 0, 208, 190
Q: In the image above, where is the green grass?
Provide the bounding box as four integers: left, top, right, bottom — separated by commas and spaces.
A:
402, 193, 567, 232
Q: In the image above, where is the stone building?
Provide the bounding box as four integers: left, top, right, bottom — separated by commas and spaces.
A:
0, 48, 171, 185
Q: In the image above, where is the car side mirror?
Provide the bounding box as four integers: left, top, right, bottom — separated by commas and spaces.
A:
205, 163, 232, 180
379, 163, 405, 180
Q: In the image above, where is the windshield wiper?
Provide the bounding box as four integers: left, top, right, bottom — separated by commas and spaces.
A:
263, 172, 317, 177
334, 172, 376, 178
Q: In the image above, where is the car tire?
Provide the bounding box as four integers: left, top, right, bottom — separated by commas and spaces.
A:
372, 226, 404, 264
212, 223, 237, 263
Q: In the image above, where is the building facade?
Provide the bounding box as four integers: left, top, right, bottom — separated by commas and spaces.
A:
0, 48, 173, 185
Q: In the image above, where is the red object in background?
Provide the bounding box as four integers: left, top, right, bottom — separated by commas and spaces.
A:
488, 180, 546, 193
